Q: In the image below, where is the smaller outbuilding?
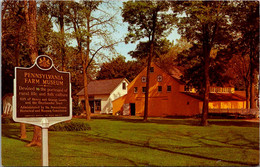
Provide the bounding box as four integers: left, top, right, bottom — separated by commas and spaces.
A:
77, 78, 129, 114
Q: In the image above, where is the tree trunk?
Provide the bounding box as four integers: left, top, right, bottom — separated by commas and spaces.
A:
26, 126, 42, 147
24, 0, 38, 64
83, 60, 91, 120
250, 79, 256, 109
24, 0, 41, 146
85, 12, 91, 120
245, 78, 250, 109
59, 1, 66, 71
200, 24, 211, 126
143, 10, 157, 121
20, 123, 27, 139
14, 20, 27, 139
249, 46, 256, 109
143, 44, 153, 121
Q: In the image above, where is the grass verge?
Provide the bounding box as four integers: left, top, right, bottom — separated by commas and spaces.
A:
2, 117, 259, 166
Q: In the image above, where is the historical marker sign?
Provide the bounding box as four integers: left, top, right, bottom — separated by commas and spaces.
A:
13, 55, 72, 127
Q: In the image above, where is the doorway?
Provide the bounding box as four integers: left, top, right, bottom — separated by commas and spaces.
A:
89, 100, 95, 113
130, 103, 135, 116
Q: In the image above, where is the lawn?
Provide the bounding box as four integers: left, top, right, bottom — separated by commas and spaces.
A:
2, 116, 259, 166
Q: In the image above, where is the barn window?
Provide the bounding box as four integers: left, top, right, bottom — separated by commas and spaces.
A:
141, 76, 146, 82
122, 82, 126, 90
158, 86, 162, 92
150, 67, 154, 73
167, 85, 171, 92
142, 87, 146, 93
157, 75, 163, 82
134, 87, 138, 93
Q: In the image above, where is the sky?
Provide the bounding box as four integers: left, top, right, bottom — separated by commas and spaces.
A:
111, 1, 181, 61
56, 1, 181, 62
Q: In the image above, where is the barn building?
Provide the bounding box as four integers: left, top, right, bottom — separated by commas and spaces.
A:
112, 62, 247, 117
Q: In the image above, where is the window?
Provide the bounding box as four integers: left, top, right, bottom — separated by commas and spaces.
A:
157, 75, 163, 82
134, 87, 138, 93
158, 86, 162, 92
150, 67, 154, 73
81, 100, 86, 110
95, 100, 101, 111
142, 87, 146, 93
141, 76, 146, 82
167, 85, 171, 92
184, 85, 192, 92
122, 82, 126, 90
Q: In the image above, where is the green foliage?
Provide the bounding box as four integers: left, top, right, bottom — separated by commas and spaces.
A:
73, 105, 83, 116
1, 117, 14, 124
225, 1, 259, 90
49, 121, 91, 131
173, 1, 234, 91
96, 55, 144, 82
129, 39, 172, 61
122, 1, 176, 44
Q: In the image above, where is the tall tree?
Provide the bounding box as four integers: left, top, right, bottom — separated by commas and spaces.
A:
129, 39, 172, 62
24, 0, 41, 146
229, 1, 259, 109
66, 1, 118, 120
2, 0, 29, 139
96, 55, 144, 82
173, 1, 233, 125
122, 1, 176, 121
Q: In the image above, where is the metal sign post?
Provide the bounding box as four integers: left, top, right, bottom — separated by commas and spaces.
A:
12, 55, 72, 166
42, 118, 49, 166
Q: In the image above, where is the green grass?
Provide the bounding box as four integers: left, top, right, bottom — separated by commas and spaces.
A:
2, 116, 259, 166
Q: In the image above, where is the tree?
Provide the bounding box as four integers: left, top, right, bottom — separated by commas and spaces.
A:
2, 0, 30, 139
129, 39, 172, 62
173, 1, 233, 125
66, 1, 119, 120
24, 0, 41, 146
228, 1, 259, 109
96, 55, 144, 82
157, 37, 192, 74
122, 1, 176, 121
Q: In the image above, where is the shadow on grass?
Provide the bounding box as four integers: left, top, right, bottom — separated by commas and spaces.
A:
91, 115, 259, 127
87, 132, 259, 166
2, 124, 32, 144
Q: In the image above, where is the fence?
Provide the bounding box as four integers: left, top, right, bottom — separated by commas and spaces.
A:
208, 108, 259, 117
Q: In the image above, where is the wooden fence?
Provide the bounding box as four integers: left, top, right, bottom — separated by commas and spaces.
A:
208, 108, 259, 117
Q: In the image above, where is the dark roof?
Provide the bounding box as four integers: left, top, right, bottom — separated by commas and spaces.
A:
181, 92, 246, 101
77, 78, 127, 96
152, 62, 185, 84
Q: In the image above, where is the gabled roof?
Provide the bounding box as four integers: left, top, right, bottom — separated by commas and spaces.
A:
181, 92, 246, 102
152, 62, 185, 84
77, 78, 128, 96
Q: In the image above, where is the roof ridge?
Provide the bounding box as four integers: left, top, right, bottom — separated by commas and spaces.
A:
92, 78, 125, 82
151, 62, 185, 84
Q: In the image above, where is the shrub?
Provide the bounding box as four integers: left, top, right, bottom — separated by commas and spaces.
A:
73, 105, 83, 116
1, 117, 14, 124
49, 121, 91, 131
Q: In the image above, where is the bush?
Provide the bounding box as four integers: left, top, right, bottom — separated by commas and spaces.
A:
1, 117, 14, 124
73, 105, 83, 116
49, 121, 91, 131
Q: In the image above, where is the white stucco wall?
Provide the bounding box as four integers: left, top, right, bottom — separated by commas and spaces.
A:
101, 79, 128, 114
78, 79, 129, 114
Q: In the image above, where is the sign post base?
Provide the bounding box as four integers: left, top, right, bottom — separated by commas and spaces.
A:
42, 118, 49, 166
